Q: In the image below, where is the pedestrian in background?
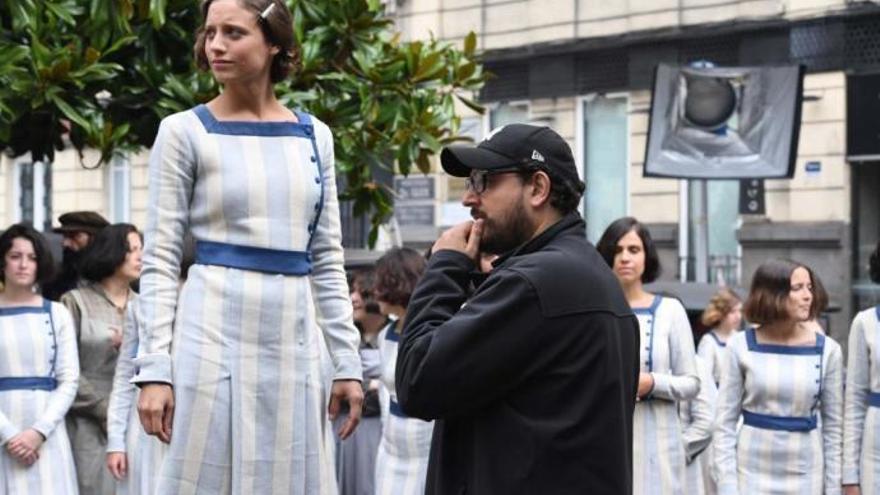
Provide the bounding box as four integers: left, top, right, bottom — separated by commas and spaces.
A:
43, 211, 109, 301
597, 216, 700, 495
334, 268, 387, 495
0, 224, 79, 494
105, 235, 193, 494
397, 124, 639, 494
713, 259, 843, 495
132, 0, 363, 492
62, 223, 142, 495
373, 248, 431, 495
843, 241, 880, 495
698, 288, 742, 387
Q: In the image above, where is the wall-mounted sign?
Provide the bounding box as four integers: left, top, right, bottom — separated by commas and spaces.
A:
738, 179, 765, 215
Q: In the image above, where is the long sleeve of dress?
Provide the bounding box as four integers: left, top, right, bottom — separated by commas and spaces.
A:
31, 303, 80, 438
308, 120, 362, 382
821, 341, 844, 495
651, 301, 700, 402
843, 312, 871, 484
60, 292, 109, 422
713, 338, 744, 495
681, 358, 718, 462
106, 302, 139, 452
132, 116, 195, 386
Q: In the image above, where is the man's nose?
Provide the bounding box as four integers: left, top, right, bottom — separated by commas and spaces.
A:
462, 189, 480, 207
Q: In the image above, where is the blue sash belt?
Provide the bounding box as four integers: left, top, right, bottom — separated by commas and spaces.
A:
195, 240, 312, 276
389, 399, 408, 418
0, 377, 57, 391
742, 410, 817, 431
869, 392, 880, 408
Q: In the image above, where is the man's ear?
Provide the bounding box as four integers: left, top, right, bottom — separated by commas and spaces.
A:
527, 171, 552, 207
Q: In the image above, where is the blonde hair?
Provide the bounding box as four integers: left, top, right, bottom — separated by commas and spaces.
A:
700, 288, 742, 328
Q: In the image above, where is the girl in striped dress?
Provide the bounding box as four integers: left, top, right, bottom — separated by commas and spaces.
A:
373, 248, 433, 495
597, 217, 700, 495
697, 288, 742, 387
132, 1, 363, 493
713, 259, 843, 495
0, 224, 79, 494
843, 241, 880, 495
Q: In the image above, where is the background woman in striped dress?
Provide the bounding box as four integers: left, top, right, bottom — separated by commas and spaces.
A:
597, 217, 700, 495
698, 288, 742, 387
133, 0, 364, 493
679, 357, 717, 495
372, 248, 433, 495
0, 224, 79, 494
106, 237, 193, 494
843, 241, 880, 495
713, 259, 843, 495
62, 223, 142, 495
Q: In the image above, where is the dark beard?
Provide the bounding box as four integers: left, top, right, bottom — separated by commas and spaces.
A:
479, 199, 534, 255
61, 248, 83, 276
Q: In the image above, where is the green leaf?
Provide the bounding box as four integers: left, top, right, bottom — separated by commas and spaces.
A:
463, 31, 477, 57
49, 95, 92, 130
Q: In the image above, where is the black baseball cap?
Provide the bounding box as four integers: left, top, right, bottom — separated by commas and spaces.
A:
441, 124, 581, 186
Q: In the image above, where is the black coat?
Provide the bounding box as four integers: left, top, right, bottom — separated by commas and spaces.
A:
396, 213, 640, 495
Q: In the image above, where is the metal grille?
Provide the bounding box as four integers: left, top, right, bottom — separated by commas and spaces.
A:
481, 61, 529, 101
846, 14, 880, 70
678, 35, 740, 67
790, 20, 844, 71
576, 48, 629, 94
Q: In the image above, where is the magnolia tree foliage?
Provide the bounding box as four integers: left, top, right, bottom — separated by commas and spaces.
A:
0, 0, 487, 244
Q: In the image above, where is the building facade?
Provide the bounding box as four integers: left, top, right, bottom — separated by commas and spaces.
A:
387, 0, 880, 340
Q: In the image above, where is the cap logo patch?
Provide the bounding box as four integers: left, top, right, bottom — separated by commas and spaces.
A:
531, 150, 545, 162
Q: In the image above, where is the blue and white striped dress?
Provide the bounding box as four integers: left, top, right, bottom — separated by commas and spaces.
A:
632, 296, 700, 495
697, 330, 728, 387
107, 299, 167, 495
679, 356, 718, 495
375, 320, 433, 495
843, 306, 880, 494
133, 105, 362, 494
0, 301, 79, 494
713, 328, 843, 495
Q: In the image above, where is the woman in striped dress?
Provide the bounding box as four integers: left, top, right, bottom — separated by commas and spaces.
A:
0, 224, 79, 494
132, 0, 363, 493
679, 357, 717, 495
372, 248, 433, 495
105, 299, 167, 495
597, 217, 700, 495
697, 288, 742, 387
843, 241, 880, 495
713, 259, 843, 495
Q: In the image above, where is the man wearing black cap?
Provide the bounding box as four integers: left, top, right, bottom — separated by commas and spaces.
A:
43, 211, 109, 300
395, 124, 640, 494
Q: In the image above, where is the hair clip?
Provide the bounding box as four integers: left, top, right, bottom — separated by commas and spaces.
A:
260, 2, 275, 19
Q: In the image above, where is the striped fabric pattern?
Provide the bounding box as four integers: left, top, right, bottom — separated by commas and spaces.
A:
375, 322, 433, 495
632, 297, 700, 495
714, 329, 844, 495
106, 300, 167, 494
679, 357, 718, 495
697, 330, 728, 387
0, 302, 80, 494
133, 106, 361, 494
843, 306, 880, 493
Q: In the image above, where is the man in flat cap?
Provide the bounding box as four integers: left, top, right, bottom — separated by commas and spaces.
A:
395, 124, 640, 494
43, 211, 109, 300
